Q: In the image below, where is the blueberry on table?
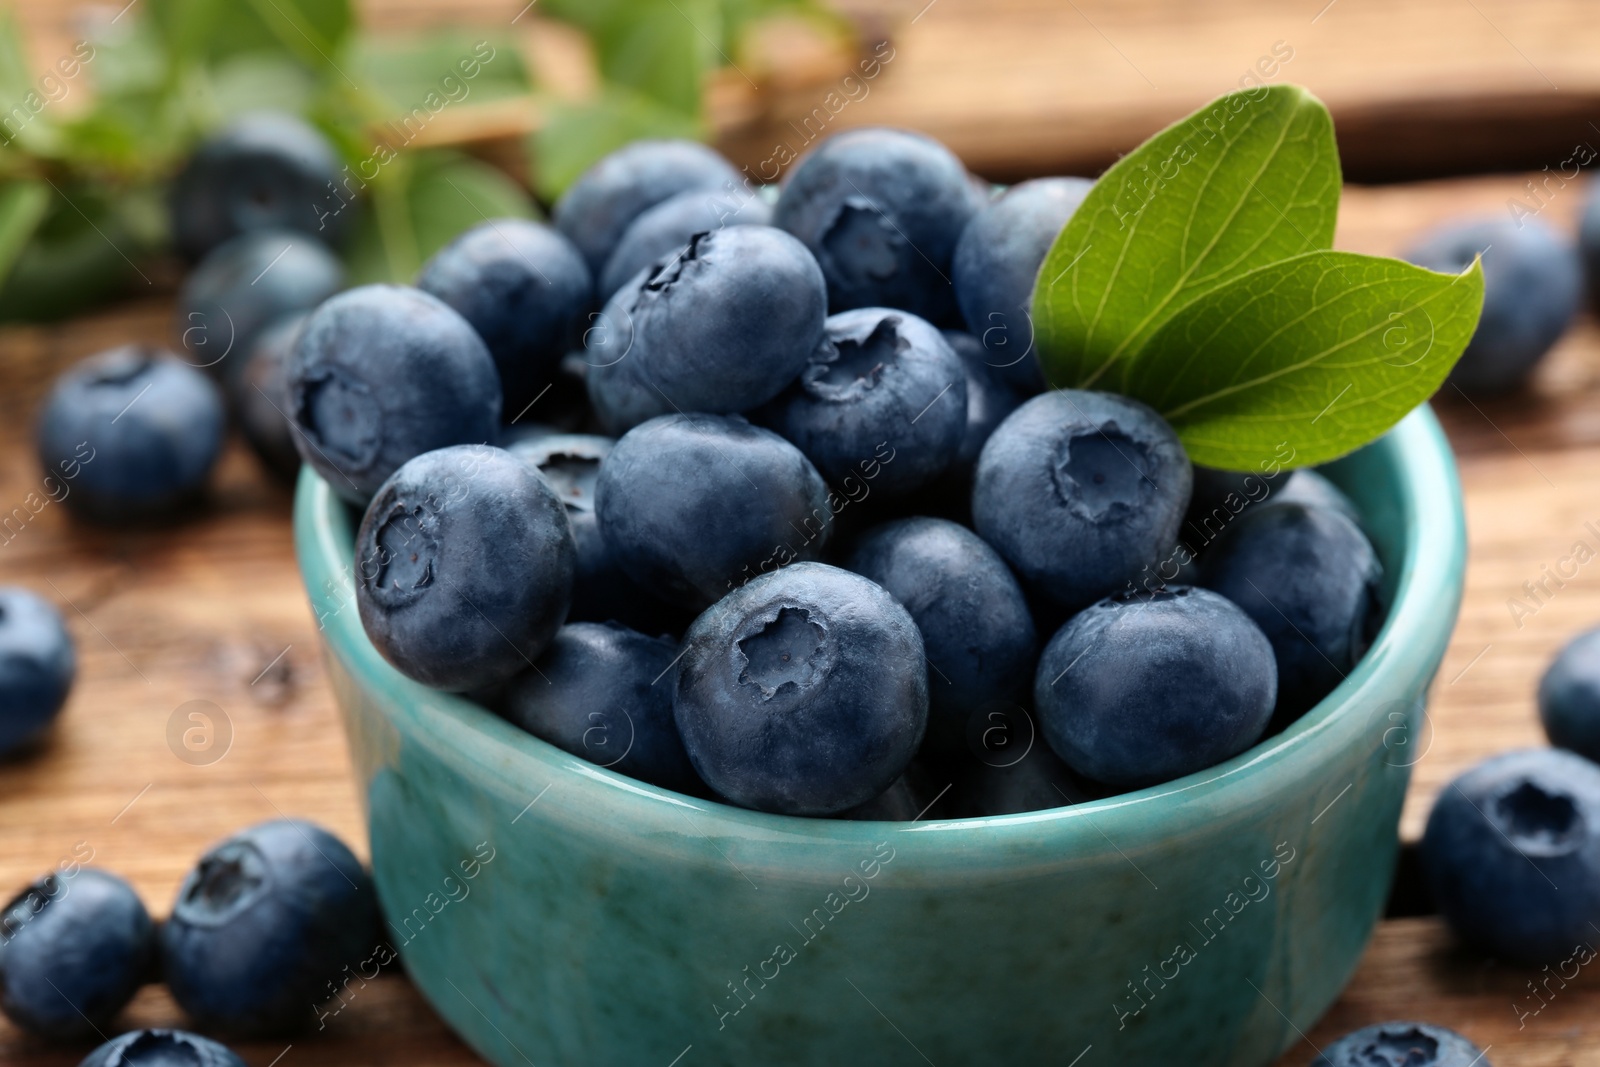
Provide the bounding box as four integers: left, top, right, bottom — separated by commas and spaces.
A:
0, 587, 74, 756
1312, 1021, 1489, 1067
1423, 748, 1600, 965
595, 414, 831, 612
169, 111, 348, 262
598, 185, 773, 301
1541, 627, 1600, 762
356, 445, 575, 692
951, 176, 1094, 394
507, 433, 681, 633
504, 622, 700, 793
585, 226, 827, 433
232, 313, 307, 482
675, 563, 928, 815
774, 127, 982, 322
175, 229, 344, 381
761, 307, 967, 496
1405, 215, 1581, 393
1034, 587, 1277, 789
554, 139, 742, 275
972, 390, 1192, 611
77, 1029, 247, 1067
286, 285, 502, 505
416, 218, 592, 423
0, 869, 154, 1039
1201, 501, 1384, 720
845, 517, 1036, 751
36, 345, 226, 522
160, 819, 378, 1036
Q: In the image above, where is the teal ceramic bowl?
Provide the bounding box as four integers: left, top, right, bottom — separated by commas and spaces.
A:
295, 405, 1465, 1067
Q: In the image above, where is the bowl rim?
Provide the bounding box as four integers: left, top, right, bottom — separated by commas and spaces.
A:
294, 404, 1465, 861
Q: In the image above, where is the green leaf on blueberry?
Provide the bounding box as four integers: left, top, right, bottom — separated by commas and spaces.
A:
1033, 83, 1484, 470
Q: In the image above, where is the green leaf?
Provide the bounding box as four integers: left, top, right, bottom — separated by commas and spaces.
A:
1121, 251, 1485, 470
0, 180, 50, 286
0, 182, 160, 323
1035, 85, 1340, 390
533, 89, 703, 200
349, 32, 530, 118
344, 150, 538, 285
146, 0, 353, 70
593, 2, 714, 116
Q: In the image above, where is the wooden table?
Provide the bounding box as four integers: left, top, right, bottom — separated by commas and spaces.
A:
9, 1, 1600, 1063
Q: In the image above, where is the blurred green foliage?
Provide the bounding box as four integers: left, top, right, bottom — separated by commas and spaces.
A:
0, 0, 836, 322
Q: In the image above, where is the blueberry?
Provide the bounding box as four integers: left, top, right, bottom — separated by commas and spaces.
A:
595, 414, 831, 611
1405, 216, 1581, 393
507, 433, 681, 633
584, 226, 827, 433
949, 727, 1099, 817
952, 176, 1093, 394
598, 185, 773, 301
175, 229, 344, 381
1423, 748, 1600, 964
674, 562, 928, 815
0, 869, 154, 1039
416, 218, 592, 422
1275, 467, 1359, 525
1201, 501, 1384, 719
774, 127, 981, 321
841, 763, 946, 821
286, 285, 502, 504
232, 313, 306, 481
36, 346, 226, 522
972, 390, 1192, 611
161, 819, 377, 1036
78, 1029, 247, 1067
170, 111, 348, 262
1312, 1021, 1489, 1067
1182, 464, 1283, 544
504, 622, 699, 792
943, 329, 1024, 477
356, 445, 575, 692
1541, 628, 1600, 765
1035, 587, 1276, 788
761, 307, 967, 495
845, 517, 1036, 750
0, 587, 74, 756
554, 139, 742, 275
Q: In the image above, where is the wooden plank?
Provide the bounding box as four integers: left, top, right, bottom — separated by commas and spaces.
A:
0, 171, 1597, 1062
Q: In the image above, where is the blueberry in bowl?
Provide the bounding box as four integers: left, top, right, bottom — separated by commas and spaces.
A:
416, 218, 592, 423
0, 868, 155, 1039
1404, 215, 1581, 394
773, 126, 982, 322
160, 818, 378, 1036
503, 622, 700, 793
554, 139, 743, 276
972, 388, 1192, 611
286, 284, 503, 505
674, 562, 928, 815
598, 186, 773, 302
761, 307, 968, 496
0, 586, 75, 757
584, 225, 827, 433
232, 312, 308, 482
1421, 748, 1600, 964
175, 229, 344, 382
78, 1029, 247, 1067
951, 176, 1093, 395
355, 445, 575, 693
1036, 587, 1277, 789
594, 414, 831, 611
169, 111, 348, 262
36, 345, 226, 522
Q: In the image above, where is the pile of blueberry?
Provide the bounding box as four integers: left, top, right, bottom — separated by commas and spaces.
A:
222, 125, 1389, 821
0, 819, 376, 1057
